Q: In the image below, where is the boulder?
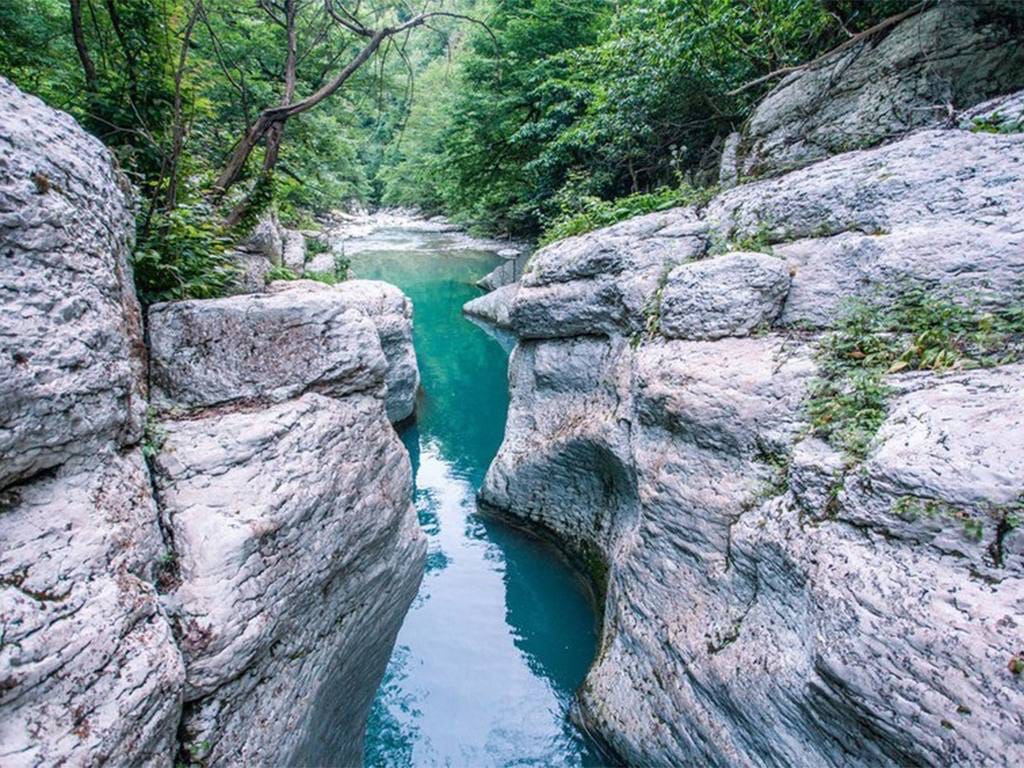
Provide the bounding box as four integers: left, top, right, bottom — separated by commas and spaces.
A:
0, 79, 183, 768
282, 229, 307, 273
509, 209, 708, 339
659, 252, 791, 339
305, 250, 337, 274
725, 2, 1024, 180
477, 253, 528, 291
463, 283, 520, 329
224, 249, 272, 296
333, 280, 420, 422
153, 393, 425, 766
0, 77, 146, 489
484, 331, 1024, 766
241, 212, 284, 265
148, 286, 389, 412
481, 36, 1024, 762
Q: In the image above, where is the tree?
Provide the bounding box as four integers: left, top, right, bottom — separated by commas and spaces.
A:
211, 0, 491, 225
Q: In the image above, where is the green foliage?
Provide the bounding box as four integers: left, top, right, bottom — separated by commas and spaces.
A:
307, 238, 330, 259
141, 410, 168, 460
265, 265, 300, 283
539, 181, 716, 246
893, 494, 1023, 555
707, 224, 777, 256
378, 0, 916, 238
807, 288, 1024, 459
132, 202, 238, 305
970, 111, 1024, 135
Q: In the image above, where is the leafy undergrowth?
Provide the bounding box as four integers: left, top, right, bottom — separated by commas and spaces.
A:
807, 288, 1024, 459
538, 183, 718, 247
265, 251, 350, 286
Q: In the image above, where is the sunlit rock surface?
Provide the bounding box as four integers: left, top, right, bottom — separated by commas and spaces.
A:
0, 76, 146, 490
153, 394, 424, 766
482, 88, 1024, 765
0, 77, 424, 767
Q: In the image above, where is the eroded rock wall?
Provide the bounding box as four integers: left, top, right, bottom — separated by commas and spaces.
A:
481, 91, 1024, 766
0, 76, 184, 768
0, 77, 424, 767
147, 282, 425, 765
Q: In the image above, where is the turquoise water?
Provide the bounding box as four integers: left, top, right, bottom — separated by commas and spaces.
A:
351, 226, 602, 767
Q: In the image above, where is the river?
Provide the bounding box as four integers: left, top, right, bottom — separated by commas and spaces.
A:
334, 219, 603, 767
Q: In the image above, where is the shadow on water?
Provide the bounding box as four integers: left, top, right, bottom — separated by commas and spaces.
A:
350, 228, 604, 767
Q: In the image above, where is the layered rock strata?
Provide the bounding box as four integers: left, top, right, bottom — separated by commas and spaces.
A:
480, 97, 1024, 765
721, 0, 1024, 182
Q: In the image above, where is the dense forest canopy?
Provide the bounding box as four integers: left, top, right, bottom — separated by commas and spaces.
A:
0, 0, 916, 299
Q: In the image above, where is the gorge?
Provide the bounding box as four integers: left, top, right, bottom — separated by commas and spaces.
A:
2, 1, 1024, 766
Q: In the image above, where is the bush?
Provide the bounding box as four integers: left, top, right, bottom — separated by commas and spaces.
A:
539, 181, 717, 246
132, 202, 238, 306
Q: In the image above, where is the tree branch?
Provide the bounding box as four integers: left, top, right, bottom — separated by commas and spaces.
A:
727, 1, 928, 97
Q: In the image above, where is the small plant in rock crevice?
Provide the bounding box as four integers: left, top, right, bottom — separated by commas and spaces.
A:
142, 411, 168, 460
805, 287, 1024, 460
707, 224, 777, 256
970, 111, 1024, 135
892, 494, 1022, 566
265, 265, 299, 283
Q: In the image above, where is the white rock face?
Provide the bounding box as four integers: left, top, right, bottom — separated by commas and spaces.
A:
482, 80, 1024, 763
282, 229, 307, 272
510, 209, 708, 339
149, 280, 419, 422
333, 280, 420, 422
148, 287, 387, 411
153, 394, 425, 766
660, 252, 790, 339
463, 282, 520, 329
0, 77, 146, 490
477, 253, 528, 291
724, 3, 1024, 179
146, 279, 424, 763
508, 127, 1024, 345
242, 212, 284, 266
0, 77, 424, 768
0, 452, 185, 768
0, 77, 183, 768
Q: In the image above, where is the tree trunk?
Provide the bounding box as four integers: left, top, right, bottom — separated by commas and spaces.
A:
262, 0, 298, 175
69, 0, 97, 91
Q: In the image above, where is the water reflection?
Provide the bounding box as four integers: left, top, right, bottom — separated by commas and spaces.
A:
357, 226, 601, 767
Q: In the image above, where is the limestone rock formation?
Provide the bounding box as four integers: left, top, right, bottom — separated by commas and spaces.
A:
0, 77, 184, 768
1, 77, 424, 768
464, 282, 519, 330
0, 453, 185, 767
282, 229, 307, 272
153, 394, 424, 765
477, 253, 529, 291
149, 279, 419, 422
660, 252, 790, 339
146, 277, 424, 764
0, 77, 146, 490
721, 0, 1024, 181
481, 82, 1024, 766
333, 280, 421, 422
148, 288, 388, 412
